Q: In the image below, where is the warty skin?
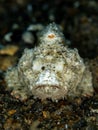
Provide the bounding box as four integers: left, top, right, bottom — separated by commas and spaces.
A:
5, 23, 94, 101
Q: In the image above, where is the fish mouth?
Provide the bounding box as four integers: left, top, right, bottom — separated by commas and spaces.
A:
35, 84, 60, 90
32, 84, 68, 100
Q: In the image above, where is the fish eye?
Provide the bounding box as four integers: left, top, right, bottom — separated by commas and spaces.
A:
55, 61, 64, 72
32, 60, 42, 71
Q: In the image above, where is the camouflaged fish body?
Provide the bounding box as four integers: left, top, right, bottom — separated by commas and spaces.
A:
5, 23, 94, 101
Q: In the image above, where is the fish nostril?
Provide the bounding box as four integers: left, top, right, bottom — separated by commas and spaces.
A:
41, 66, 45, 70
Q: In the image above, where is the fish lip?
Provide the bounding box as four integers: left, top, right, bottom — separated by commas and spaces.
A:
32, 84, 68, 100
34, 84, 61, 90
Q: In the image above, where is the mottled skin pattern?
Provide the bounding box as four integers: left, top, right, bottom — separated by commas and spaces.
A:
5, 23, 94, 101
